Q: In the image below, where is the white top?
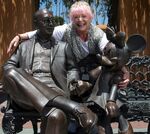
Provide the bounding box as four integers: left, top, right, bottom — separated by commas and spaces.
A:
27, 24, 108, 52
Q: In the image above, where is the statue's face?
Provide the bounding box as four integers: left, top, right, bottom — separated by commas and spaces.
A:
38, 12, 55, 36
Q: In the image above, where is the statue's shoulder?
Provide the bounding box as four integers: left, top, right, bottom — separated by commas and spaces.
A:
19, 36, 35, 49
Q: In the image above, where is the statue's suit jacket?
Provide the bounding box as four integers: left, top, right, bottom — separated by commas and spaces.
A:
3, 36, 79, 97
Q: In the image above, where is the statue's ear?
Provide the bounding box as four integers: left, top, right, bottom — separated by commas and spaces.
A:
126, 34, 146, 53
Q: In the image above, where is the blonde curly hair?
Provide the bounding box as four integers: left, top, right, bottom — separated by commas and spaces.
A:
69, 1, 94, 21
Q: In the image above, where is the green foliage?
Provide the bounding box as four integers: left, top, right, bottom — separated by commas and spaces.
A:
54, 16, 64, 25
40, 0, 113, 25
63, 0, 74, 8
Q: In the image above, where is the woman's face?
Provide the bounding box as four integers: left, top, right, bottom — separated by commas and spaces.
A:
72, 11, 92, 33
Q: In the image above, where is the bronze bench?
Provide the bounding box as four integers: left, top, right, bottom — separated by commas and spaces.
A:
0, 84, 41, 134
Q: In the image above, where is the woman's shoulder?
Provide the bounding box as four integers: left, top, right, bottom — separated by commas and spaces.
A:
91, 25, 106, 41
92, 25, 105, 35
54, 24, 68, 32
53, 24, 69, 41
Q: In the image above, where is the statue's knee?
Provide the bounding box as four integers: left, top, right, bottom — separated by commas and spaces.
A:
3, 68, 23, 92
47, 109, 68, 125
42, 109, 68, 134
4, 68, 17, 79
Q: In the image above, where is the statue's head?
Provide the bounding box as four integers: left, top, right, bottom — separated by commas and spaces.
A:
102, 34, 146, 70
33, 9, 55, 36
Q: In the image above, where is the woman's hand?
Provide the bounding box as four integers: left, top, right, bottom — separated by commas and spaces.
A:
118, 67, 130, 88
7, 35, 20, 54
7, 33, 29, 55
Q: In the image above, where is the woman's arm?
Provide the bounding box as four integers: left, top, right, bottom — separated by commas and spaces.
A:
7, 30, 37, 54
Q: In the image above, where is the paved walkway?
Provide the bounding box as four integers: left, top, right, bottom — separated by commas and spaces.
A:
0, 128, 148, 134
0, 120, 148, 134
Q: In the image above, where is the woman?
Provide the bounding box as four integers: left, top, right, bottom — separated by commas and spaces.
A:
7, 1, 131, 134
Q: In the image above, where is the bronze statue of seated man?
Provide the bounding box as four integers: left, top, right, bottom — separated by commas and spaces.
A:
2, 9, 97, 134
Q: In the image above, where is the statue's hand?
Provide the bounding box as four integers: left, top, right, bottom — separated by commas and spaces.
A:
96, 54, 117, 66
105, 100, 119, 118
70, 80, 92, 96
101, 56, 117, 66
76, 80, 92, 96
24, 69, 33, 75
